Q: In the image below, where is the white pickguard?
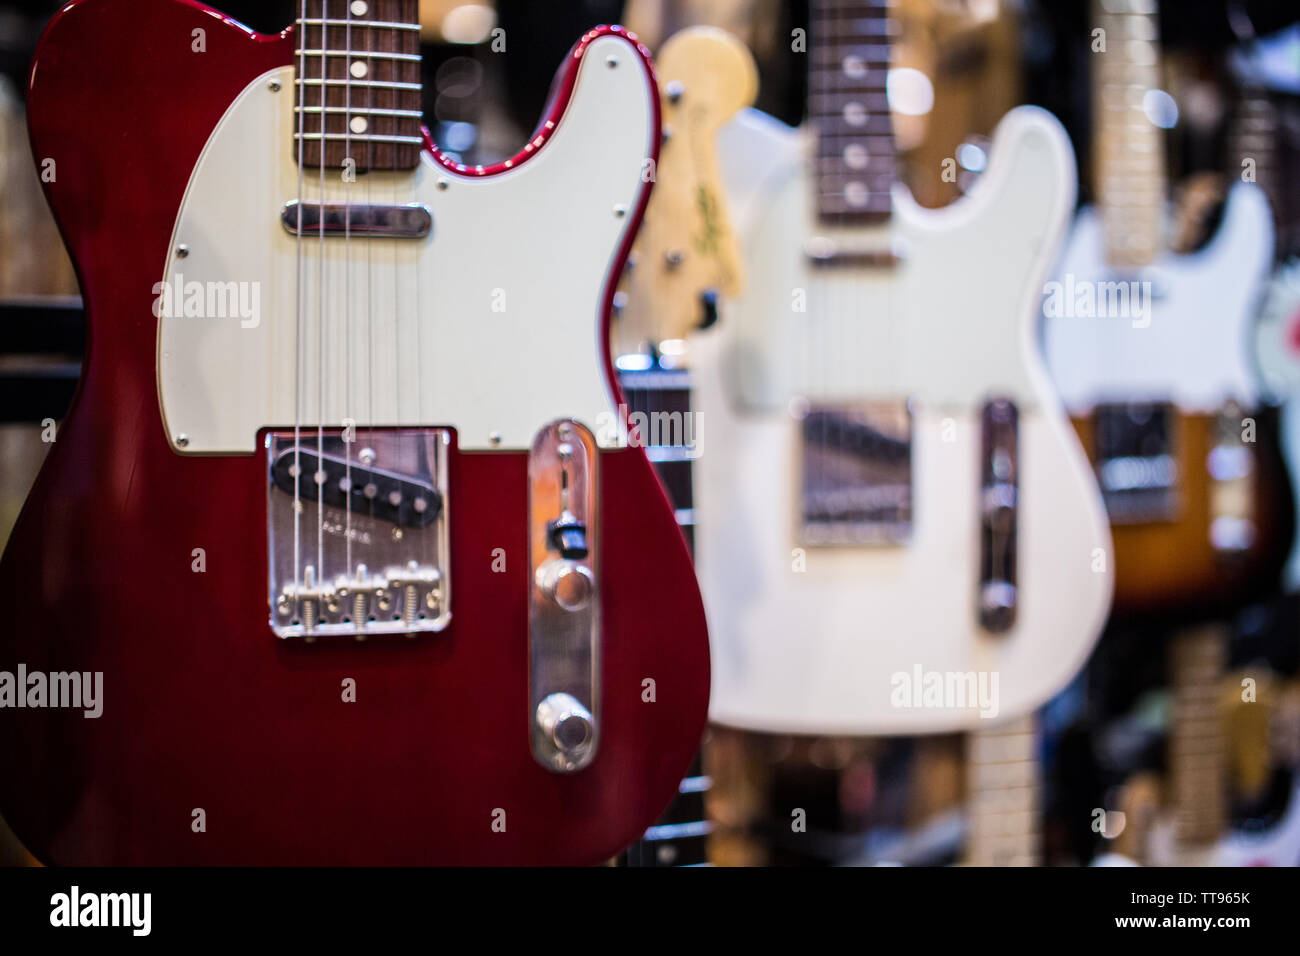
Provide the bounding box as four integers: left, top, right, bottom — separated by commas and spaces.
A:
692, 107, 1113, 734
158, 34, 655, 453
1043, 184, 1274, 414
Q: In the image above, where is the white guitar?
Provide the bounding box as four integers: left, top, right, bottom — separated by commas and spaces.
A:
690, 0, 1113, 735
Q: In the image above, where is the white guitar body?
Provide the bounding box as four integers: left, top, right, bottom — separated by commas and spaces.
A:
692, 106, 1113, 734
156, 32, 655, 455
1043, 184, 1274, 415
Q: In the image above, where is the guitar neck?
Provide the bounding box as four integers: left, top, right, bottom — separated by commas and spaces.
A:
965, 715, 1040, 866
1230, 86, 1282, 255
809, 0, 897, 224
1169, 624, 1228, 853
618, 368, 709, 866
1091, 0, 1165, 269
294, 0, 424, 172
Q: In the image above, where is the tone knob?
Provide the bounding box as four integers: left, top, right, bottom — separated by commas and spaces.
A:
535, 692, 594, 757
536, 559, 594, 611
979, 581, 1017, 634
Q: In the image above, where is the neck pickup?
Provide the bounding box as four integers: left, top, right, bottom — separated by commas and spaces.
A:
294, 0, 424, 172
281, 200, 432, 238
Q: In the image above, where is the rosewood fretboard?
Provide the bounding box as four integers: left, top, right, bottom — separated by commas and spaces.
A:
809, 0, 897, 224
294, 0, 423, 172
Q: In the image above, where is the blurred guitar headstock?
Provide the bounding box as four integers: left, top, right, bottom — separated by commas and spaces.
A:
613, 26, 758, 363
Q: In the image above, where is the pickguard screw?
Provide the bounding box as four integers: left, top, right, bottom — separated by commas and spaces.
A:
176, 434, 190, 448
176, 244, 189, 258
489, 432, 502, 446
606, 55, 619, 68
613, 204, 627, 218
666, 81, 684, 104
437, 177, 449, 191
268, 78, 282, 92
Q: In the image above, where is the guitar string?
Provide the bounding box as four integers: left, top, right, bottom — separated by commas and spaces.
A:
344, 2, 354, 585
317, 0, 329, 608
365, 6, 376, 540
390, 6, 401, 464
293, 0, 308, 618
412, 0, 424, 442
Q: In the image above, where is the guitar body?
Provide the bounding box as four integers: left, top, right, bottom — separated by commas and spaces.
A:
693, 105, 1113, 735
0, 0, 709, 865
1069, 408, 1292, 616
1045, 186, 1293, 617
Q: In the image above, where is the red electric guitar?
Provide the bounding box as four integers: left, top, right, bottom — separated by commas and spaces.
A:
0, 0, 709, 864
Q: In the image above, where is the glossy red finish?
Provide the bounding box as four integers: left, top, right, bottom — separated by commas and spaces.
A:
0, 0, 708, 864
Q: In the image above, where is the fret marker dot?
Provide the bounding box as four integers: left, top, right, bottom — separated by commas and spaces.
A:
844, 182, 869, 207
843, 143, 869, 169
351, 1, 368, 15
843, 55, 868, 80
843, 102, 868, 127
350, 61, 368, 79
350, 116, 368, 134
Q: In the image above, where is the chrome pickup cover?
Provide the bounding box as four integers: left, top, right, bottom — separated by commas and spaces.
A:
266, 428, 451, 639
280, 200, 433, 239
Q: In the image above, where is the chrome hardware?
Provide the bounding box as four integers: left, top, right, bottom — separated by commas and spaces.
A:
534, 693, 595, 767
797, 402, 912, 546
1093, 402, 1180, 523
537, 560, 594, 612
804, 236, 901, 269
1208, 400, 1257, 557
280, 200, 433, 239
267, 429, 451, 639
528, 420, 600, 773
978, 398, 1019, 633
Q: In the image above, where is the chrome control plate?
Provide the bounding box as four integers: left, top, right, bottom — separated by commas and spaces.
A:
978, 398, 1019, 634
266, 428, 451, 639
528, 420, 600, 773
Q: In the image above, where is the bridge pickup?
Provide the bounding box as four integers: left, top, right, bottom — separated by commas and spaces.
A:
265, 429, 452, 641
797, 402, 912, 546
271, 446, 440, 529
978, 398, 1019, 634
280, 200, 433, 239
1092, 402, 1180, 523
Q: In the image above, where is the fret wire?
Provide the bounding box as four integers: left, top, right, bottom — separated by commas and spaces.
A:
296, 106, 424, 117
295, 78, 422, 90
296, 18, 421, 30
298, 50, 422, 62
294, 132, 425, 143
